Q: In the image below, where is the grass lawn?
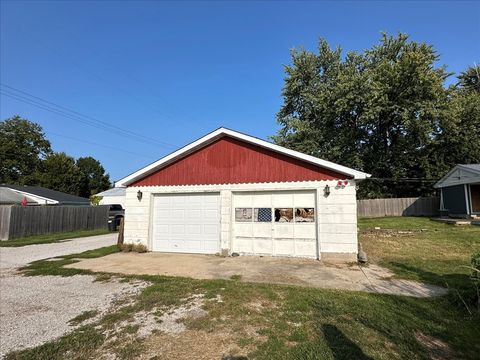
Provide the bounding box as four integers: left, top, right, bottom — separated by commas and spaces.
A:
0, 228, 111, 247
7, 217, 480, 360
359, 217, 480, 291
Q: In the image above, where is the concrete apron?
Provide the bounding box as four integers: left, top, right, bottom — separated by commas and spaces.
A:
65, 253, 447, 298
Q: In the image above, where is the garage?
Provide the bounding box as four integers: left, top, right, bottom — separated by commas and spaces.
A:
117, 127, 369, 261
233, 191, 317, 257
151, 193, 220, 254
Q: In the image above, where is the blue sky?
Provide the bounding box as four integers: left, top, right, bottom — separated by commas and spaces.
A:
1, 0, 479, 182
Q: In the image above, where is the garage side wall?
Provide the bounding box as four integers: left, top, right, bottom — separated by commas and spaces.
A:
123, 181, 358, 260
317, 181, 358, 261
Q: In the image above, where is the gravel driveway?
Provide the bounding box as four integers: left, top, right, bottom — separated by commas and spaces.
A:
0, 233, 145, 358
0, 233, 117, 271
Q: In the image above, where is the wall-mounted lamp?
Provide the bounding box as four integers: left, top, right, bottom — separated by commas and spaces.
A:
324, 185, 330, 197
137, 190, 143, 201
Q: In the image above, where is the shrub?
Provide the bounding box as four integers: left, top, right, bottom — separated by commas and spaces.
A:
131, 244, 148, 253
118, 243, 147, 253
119, 243, 133, 252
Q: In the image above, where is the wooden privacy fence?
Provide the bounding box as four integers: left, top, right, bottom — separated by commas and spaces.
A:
357, 197, 440, 218
0, 205, 109, 240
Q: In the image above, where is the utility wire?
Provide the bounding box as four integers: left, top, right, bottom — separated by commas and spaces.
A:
47, 131, 157, 160
0, 84, 176, 149
1, 90, 167, 148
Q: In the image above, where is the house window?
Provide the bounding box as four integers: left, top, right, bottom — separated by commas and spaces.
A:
274, 208, 293, 222
254, 208, 272, 222
235, 208, 252, 222
295, 208, 315, 222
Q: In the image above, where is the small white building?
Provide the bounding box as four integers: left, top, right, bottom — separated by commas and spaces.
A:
116, 128, 370, 261
94, 187, 126, 207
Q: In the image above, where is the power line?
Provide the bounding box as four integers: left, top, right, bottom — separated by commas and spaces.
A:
1, 90, 168, 148
12, 27, 201, 131
47, 131, 157, 160
367, 178, 439, 182
0, 84, 176, 149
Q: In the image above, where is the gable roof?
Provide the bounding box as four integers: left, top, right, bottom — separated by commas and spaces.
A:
0, 185, 90, 205
0, 187, 37, 205
434, 164, 480, 188
95, 187, 126, 197
116, 127, 370, 187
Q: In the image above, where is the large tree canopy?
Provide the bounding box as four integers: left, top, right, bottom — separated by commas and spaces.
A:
0, 117, 111, 197
0, 116, 52, 184
273, 33, 480, 198
76, 156, 110, 198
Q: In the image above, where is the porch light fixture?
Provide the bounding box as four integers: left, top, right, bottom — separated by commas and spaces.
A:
137, 190, 143, 201
324, 185, 330, 197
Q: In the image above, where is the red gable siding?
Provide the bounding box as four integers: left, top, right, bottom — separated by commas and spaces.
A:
131, 136, 351, 186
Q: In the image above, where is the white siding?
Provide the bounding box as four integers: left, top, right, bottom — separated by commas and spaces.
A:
123, 180, 359, 259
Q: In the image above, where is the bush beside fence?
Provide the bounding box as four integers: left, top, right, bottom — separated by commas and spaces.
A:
0, 205, 109, 240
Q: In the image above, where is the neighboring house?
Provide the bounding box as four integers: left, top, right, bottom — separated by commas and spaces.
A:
93, 187, 126, 207
116, 128, 370, 260
434, 164, 480, 218
0, 187, 37, 205
0, 185, 90, 206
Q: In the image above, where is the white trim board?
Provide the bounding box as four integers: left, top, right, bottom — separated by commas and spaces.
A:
116, 127, 370, 187
434, 164, 480, 188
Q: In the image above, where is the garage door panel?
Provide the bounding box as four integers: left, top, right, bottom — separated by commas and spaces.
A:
233, 190, 317, 258
204, 224, 219, 235
294, 224, 316, 239
252, 224, 271, 237
274, 239, 295, 256
234, 238, 254, 253
295, 240, 317, 257
203, 209, 219, 221
294, 193, 315, 207
273, 224, 294, 238
253, 238, 273, 254
234, 194, 252, 207
152, 193, 220, 254
185, 209, 201, 220
252, 193, 271, 207
272, 193, 294, 207
185, 224, 201, 235
235, 223, 253, 237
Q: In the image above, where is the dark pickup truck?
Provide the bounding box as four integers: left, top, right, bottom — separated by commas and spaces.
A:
108, 204, 125, 231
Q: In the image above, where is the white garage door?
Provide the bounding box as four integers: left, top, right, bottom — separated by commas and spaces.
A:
152, 193, 220, 254
233, 191, 317, 258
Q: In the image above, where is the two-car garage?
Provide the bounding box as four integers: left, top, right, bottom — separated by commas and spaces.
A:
118, 128, 369, 260
151, 190, 317, 257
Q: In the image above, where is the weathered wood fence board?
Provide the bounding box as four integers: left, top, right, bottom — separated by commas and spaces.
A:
357, 197, 440, 218
0, 205, 109, 240
0, 206, 12, 240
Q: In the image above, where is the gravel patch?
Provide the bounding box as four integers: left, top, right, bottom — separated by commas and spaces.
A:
0, 233, 117, 271
0, 233, 130, 358
0, 274, 147, 358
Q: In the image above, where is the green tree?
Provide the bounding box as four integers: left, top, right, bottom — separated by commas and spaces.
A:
76, 156, 111, 198
273, 33, 450, 198
36, 152, 82, 195
434, 69, 480, 171
0, 116, 52, 184
457, 64, 480, 93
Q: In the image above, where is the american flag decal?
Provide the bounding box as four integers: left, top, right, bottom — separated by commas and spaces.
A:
255, 208, 271, 222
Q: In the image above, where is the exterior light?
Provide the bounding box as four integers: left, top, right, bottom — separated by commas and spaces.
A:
137, 190, 143, 201
324, 185, 330, 197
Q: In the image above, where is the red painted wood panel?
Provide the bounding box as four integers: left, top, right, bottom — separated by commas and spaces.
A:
131, 136, 351, 186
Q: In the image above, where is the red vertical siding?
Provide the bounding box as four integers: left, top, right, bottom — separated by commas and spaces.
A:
131, 136, 351, 186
